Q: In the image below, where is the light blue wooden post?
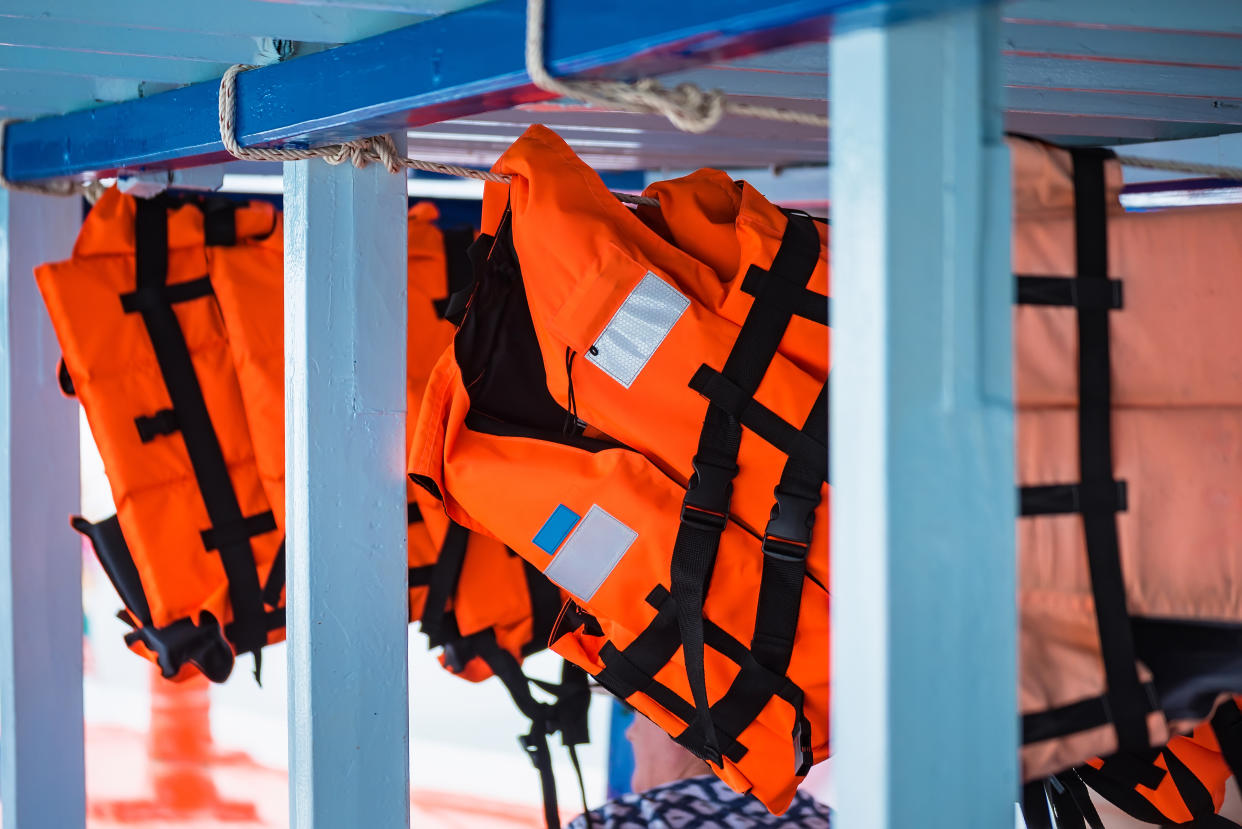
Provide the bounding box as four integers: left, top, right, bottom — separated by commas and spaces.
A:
0, 190, 84, 829
284, 141, 410, 829
830, 5, 1015, 828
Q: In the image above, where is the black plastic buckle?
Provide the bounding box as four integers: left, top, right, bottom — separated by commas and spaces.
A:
763, 486, 819, 547
680, 504, 728, 532
122, 613, 234, 683
761, 535, 809, 563
682, 454, 739, 516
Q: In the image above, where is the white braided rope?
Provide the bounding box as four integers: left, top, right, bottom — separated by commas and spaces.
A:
524, 0, 828, 133
1114, 153, 1242, 181
0, 119, 106, 201
218, 63, 661, 206
219, 65, 513, 182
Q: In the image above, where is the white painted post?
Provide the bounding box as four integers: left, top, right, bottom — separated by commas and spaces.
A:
284, 140, 410, 828
830, 5, 1015, 828
0, 190, 84, 829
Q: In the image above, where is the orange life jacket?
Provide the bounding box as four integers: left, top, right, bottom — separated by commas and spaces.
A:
39, 189, 285, 681
410, 124, 830, 815
1013, 138, 1242, 784
1026, 697, 1242, 827
38, 191, 562, 686
41, 190, 588, 829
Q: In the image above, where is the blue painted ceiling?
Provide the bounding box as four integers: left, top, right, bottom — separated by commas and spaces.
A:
1, 0, 1240, 173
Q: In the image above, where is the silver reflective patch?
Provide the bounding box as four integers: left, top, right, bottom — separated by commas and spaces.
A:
585, 272, 689, 388
543, 505, 638, 602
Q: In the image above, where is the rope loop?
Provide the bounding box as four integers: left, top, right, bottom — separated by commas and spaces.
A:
217, 62, 659, 206
523, 0, 825, 133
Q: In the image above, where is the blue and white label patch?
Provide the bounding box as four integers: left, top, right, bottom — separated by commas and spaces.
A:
542, 505, 637, 601
585, 272, 689, 388
533, 504, 582, 554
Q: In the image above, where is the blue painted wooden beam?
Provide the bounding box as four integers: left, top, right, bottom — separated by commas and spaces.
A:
3, 0, 955, 183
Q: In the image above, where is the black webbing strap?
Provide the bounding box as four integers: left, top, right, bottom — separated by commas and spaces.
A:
692, 613, 811, 773
1049, 772, 1107, 829
72, 514, 152, 626
566, 743, 592, 829
262, 540, 286, 609
434, 226, 477, 320
407, 565, 433, 588
545, 662, 593, 828
1094, 749, 1166, 791
592, 586, 792, 766
1020, 482, 1127, 517
1024, 683, 1159, 745
200, 511, 277, 552
126, 197, 268, 676
1072, 149, 1147, 753
134, 408, 179, 443
687, 367, 827, 464
1016, 149, 1147, 753
120, 275, 213, 313
751, 382, 827, 677
522, 558, 565, 658
471, 632, 563, 829
740, 269, 829, 326
408, 501, 423, 525
593, 589, 745, 762
1163, 746, 1234, 824
418, 521, 470, 647
1015, 275, 1122, 310
1075, 762, 1171, 824
1212, 699, 1242, 782
672, 213, 821, 764
1023, 781, 1054, 829
202, 200, 238, 247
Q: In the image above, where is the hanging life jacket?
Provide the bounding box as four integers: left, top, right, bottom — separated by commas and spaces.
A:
212, 199, 591, 829
410, 124, 830, 815
40, 192, 589, 828
1013, 138, 1242, 785
1024, 697, 1242, 827
38, 189, 285, 682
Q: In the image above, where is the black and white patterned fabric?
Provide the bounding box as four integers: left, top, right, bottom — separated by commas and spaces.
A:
566, 775, 831, 829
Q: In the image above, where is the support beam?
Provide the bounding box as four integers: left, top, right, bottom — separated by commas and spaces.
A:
0, 191, 84, 829
5, 0, 858, 182
830, 5, 1015, 828
284, 143, 410, 828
